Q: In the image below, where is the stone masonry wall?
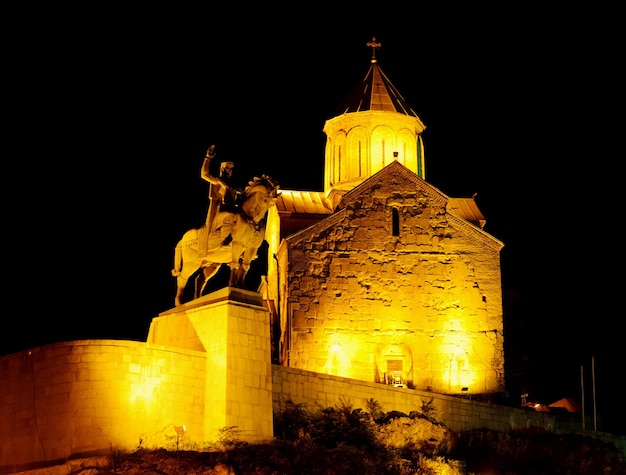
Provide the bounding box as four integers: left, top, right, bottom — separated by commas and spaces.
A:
285, 167, 504, 395
272, 364, 626, 457
0, 340, 207, 473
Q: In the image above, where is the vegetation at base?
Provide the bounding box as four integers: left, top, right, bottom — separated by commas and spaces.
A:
98, 398, 625, 474
452, 426, 626, 474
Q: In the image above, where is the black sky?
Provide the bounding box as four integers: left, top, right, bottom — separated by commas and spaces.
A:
5, 7, 623, 433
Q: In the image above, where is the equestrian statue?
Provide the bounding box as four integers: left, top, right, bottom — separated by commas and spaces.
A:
171, 145, 281, 306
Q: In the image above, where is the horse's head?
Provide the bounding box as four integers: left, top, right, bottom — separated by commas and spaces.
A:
246, 175, 281, 198
241, 175, 281, 223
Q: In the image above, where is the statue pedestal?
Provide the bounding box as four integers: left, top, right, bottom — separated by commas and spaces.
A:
148, 288, 273, 442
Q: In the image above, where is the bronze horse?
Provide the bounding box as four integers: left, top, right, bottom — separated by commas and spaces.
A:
171, 175, 280, 306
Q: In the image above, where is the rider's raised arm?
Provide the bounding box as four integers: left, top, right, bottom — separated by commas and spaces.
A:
201, 145, 222, 186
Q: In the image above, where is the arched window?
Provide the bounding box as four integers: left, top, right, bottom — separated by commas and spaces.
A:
392, 208, 400, 236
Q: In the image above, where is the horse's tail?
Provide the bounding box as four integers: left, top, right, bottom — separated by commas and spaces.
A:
171, 241, 183, 277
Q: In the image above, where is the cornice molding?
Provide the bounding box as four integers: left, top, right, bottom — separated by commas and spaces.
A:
447, 213, 504, 252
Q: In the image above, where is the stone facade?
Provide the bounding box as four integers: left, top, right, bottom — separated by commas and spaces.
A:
273, 161, 504, 396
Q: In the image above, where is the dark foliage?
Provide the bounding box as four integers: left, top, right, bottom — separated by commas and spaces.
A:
451, 427, 626, 475
272, 399, 397, 473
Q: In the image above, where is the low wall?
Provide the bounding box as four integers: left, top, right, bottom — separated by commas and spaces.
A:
272, 365, 626, 454
272, 365, 561, 431
0, 290, 274, 475
0, 340, 207, 474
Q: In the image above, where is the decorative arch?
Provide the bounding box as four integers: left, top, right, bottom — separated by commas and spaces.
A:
374, 343, 414, 387
370, 125, 395, 174
346, 126, 369, 180
326, 131, 347, 187
397, 128, 417, 172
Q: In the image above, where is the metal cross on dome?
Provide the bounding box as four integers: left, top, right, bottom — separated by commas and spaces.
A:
366, 37, 382, 62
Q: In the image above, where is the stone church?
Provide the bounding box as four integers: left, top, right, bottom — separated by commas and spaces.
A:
260, 40, 505, 396
0, 39, 509, 472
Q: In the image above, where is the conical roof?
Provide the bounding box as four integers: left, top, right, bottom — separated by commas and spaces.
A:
334, 38, 419, 117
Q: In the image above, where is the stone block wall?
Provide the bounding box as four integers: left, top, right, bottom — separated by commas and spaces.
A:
0, 288, 274, 473
273, 365, 569, 433
283, 168, 505, 394
0, 340, 207, 473
272, 365, 626, 454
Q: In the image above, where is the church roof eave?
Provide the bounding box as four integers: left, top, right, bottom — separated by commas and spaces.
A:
275, 190, 334, 215
324, 109, 426, 134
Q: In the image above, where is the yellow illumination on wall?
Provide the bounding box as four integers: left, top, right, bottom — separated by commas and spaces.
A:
325, 335, 366, 379
129, 364, 163, 409
327, 343, 346, 376
439, 319, 477, 393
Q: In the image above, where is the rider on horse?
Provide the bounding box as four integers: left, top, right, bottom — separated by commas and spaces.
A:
200, 145, 242, 251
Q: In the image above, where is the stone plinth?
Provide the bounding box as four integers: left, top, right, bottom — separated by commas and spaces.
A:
149, 288, 273, 443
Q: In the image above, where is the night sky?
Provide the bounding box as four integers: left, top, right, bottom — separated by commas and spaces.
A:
6, 7, 623, 434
